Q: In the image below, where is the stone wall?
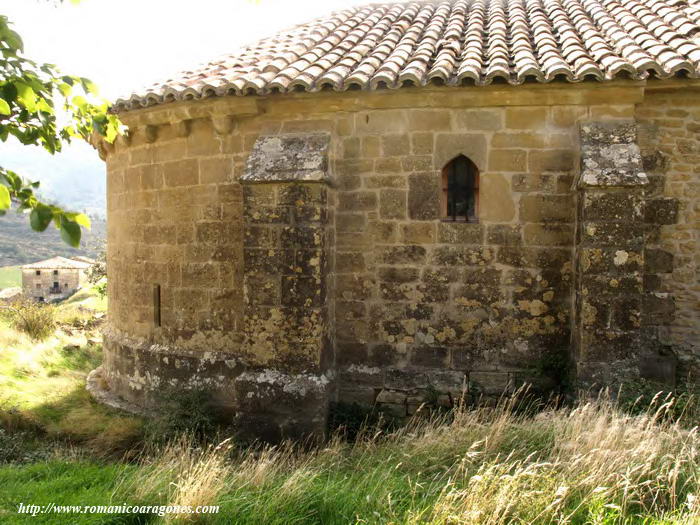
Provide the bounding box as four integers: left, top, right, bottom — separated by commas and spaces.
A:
636, 90, 700, 381
97, 82, 697, 439
332, 104, 582, 410
105, 117, 244, 344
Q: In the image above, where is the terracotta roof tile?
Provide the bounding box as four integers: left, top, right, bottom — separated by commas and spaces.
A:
114, 0, 700, 111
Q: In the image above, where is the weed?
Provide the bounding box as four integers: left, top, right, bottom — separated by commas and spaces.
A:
2, 300, 56, 341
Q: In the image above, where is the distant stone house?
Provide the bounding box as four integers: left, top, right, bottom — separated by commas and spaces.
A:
91, 0, 700, 441
22, 256, 93, 302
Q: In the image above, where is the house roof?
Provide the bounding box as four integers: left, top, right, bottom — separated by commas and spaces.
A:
70, 256, 96, 265
22, 256, 93, 270
113, 0, 700, 112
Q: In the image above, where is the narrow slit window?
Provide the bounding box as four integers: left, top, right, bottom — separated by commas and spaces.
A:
441, 155, 479, 222
153, 284, 161, 327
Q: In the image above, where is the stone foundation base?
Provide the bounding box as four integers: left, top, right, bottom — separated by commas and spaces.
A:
99, 333, 333, 442
86, 366, 154, 417
337, 364, 559, 416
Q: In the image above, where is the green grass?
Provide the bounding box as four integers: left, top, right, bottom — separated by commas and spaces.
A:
0, 286, 141, 453
0, 289, 698, 524
0, 265, 21, 289
2, 397, 696, 524
0, 461, 142, 524
61, 285, 107, 313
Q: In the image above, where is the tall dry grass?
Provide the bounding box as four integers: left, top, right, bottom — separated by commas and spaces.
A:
117, 393, 700, 524
1, 300, 56, 341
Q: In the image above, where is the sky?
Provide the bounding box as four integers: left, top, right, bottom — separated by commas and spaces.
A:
1, 0, 373, 212
3, 0, 372, 101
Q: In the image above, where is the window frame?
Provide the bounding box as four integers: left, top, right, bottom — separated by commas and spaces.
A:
440, 155, 480, 223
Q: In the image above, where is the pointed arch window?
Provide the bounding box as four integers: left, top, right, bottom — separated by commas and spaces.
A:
441, 155, 479, 222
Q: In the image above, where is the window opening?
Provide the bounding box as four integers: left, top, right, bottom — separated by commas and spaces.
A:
441, 155, 479, 222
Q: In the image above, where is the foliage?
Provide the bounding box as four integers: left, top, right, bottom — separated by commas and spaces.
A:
0, 13, 120, 247
2, 299, 56, 340
86, 248, 106, 298
86, 248, 105, 285
93, 280, 107, 299
536, 348, 571, 391
0, 428, 52, 464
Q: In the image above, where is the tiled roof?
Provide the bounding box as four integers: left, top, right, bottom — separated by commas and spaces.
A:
22, 256, 93, 270
113, 0, 700, 111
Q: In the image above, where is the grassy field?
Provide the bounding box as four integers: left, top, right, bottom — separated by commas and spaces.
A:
0, 265, 21, 289
0, 286, 142, 454
0, 291, 698, 524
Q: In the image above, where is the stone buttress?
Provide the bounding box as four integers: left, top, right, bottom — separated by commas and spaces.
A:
237, 133, 335, 441
573, 121, 677, 389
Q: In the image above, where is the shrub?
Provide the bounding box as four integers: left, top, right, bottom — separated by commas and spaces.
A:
2, 300, 56, 340
94, 280, 107, 299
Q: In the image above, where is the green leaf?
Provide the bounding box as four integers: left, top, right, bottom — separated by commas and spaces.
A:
1, 28, 23, 53
72, 212, 91, 229
81, 78, 99, 95
0, 185, 10, 210
71, 95, 87, 110
0, 98, 10, 115
57, 82, 72, 97
59, 216, 81, 247
30, 204, 53, 232
14, 82, 37, 112
36, 98, 54, 114
65, 211, 91, 229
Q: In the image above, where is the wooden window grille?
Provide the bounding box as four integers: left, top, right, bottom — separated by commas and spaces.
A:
441, 155, 479, 222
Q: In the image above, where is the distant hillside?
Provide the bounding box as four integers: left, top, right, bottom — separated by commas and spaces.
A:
0, 211, 105, 267
1, 139, 106, 265
1, 139, 106, 219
